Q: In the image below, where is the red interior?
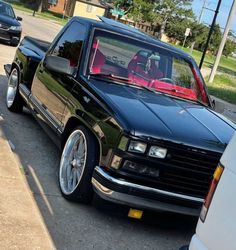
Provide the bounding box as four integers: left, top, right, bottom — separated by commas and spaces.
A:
90, 40, 105, 73
151, 80, 198, 100
128, 53, 163, 82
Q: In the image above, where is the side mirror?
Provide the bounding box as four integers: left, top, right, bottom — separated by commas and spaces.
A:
211, 99, 216, 109
44, 55, 74, 76
17, 16, 23, 21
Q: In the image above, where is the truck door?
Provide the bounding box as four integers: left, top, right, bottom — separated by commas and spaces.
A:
31, 21, 86, 132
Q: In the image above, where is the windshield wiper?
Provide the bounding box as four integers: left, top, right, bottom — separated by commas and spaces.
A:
156, 86, 208, 106
156, 86, 187, 95
137, 85, 157, 93
90, 73, 157, 92
89, 72, 130, 83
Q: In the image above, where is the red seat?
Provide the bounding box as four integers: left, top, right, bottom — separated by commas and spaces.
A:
127, 53, 163, 87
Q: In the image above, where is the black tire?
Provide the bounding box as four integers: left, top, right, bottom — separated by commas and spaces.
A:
6, 68, 24, 113
59, 126, 98, 203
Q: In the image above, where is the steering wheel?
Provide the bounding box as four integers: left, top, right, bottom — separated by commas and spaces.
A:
158, 77, 175, 84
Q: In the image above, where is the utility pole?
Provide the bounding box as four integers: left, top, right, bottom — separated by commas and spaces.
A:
199, 0, 207, 23
209, 0, 236, 83
199, 0, 222, 69
190, 0, 207, 54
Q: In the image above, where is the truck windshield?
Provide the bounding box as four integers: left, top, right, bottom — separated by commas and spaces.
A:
88, 29, 209, 105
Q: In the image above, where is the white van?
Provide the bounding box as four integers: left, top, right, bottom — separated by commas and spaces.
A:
181, 132, 236, 250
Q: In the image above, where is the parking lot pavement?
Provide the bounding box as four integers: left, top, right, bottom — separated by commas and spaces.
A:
0, 123, 55, 249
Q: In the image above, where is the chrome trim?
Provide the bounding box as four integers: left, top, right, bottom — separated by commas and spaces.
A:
93, 166, 204, 203
19, 83, 30, 96
92, 173, 201, 216
0, 35, 10, 41
0, 26, 10, 31
30, 95, 59, 131
19, 83, 30, 104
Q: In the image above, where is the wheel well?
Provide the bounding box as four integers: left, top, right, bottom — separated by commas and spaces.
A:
62, 117, 101, 163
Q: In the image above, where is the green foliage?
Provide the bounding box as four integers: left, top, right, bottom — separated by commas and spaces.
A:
208, 24, 222, 55
223, 40, 236, 58
108, 0, 194, 35
166, 17, 194, 43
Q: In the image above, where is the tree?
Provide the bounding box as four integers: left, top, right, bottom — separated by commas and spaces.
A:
208, 24, 222, 55
36, 0, 48, 12
223, 40, 236, 57
166, 16, 193, 44
107, 0, 154, 23
108, 0, 194, 38
154, 0, 194, 39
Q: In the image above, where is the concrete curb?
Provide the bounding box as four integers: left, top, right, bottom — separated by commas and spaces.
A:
0, 127, 55, 249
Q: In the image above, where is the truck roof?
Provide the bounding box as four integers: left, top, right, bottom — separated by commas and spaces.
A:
71, 16, 193, 61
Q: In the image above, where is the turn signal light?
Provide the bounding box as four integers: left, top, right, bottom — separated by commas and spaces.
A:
111, 155, 122, 169
128, 208, 143, 219
200, 164, 224, 222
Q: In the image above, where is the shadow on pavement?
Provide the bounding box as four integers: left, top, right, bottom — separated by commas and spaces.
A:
0, 74, 196, 250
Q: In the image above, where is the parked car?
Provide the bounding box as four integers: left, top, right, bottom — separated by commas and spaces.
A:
0, 0, 22, 46
4, 16, 236, 217
180, 131, 236, 250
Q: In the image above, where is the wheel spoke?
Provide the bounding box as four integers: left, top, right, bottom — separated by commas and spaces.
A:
77, 138, 84, 158
72, 169, 77, 190
66, 162, 72, 185
67, 168, 74, 191
76, 169, 81, 181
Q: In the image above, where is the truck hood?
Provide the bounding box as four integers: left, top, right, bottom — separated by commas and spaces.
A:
0, 14, 20, 27
92, 80, 235, 153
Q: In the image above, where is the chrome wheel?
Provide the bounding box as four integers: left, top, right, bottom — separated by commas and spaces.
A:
6, 68, 18, 108
59, 130, 87, 195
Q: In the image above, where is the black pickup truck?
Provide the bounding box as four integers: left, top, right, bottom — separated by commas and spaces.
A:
5, 16, 236, 216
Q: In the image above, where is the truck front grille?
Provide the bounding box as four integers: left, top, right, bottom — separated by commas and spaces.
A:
117, 143, 222, 199
0, 22, 10, 30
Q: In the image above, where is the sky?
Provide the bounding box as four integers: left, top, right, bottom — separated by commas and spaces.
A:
192, 0, 236, 34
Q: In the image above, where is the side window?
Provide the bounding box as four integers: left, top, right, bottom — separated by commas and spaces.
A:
51, 21, 86, 67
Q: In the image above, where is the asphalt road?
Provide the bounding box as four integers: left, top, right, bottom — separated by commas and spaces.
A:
0, 11, 196, 250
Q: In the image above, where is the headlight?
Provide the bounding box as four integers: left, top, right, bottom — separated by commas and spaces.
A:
10, 26, 22, 31
149, 146, 167, 159
128, 141, 147, 153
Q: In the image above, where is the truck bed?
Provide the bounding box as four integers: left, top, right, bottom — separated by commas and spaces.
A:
4, 36, 51, 89
20, 36, 51, 60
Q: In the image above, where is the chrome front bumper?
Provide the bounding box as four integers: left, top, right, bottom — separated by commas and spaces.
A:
92, 166, 203, 216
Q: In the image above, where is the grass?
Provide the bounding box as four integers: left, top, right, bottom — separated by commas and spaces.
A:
5, 0, 69, 26
205, 74, 236, 105
175, 45, 236, 77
